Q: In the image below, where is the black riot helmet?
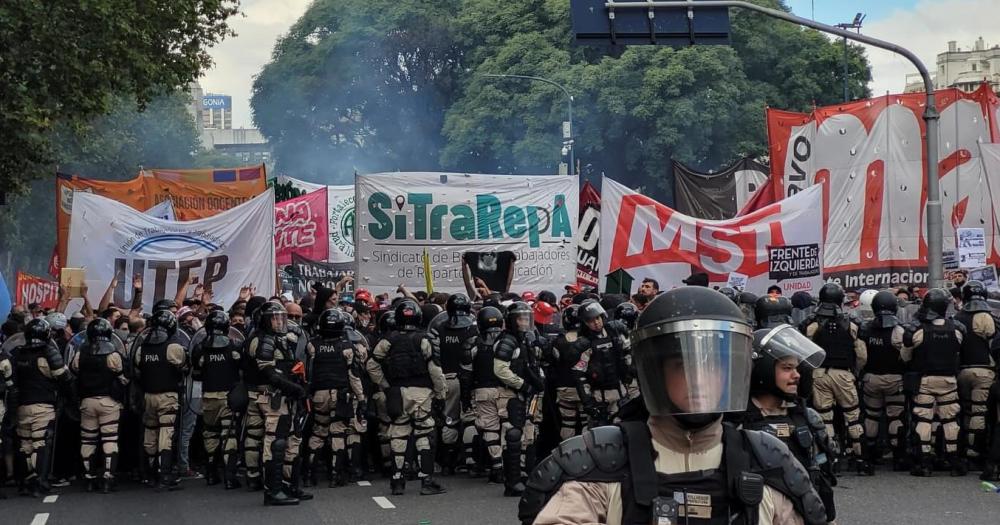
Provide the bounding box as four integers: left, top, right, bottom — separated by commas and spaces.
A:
614, 302, 639, 331
505, 301, 533, 334
754, 295, 793, 329
446, 294, 472, 319
750, 324, 826, 401
737, 291, 758, 325
318, 308, 346, 337
340, 310, 356, 329
258, 302, 288, 335
718, 287, 738, 303
561, 304, 581, 332
476, 306, 504, 333
152, 299, 178, 314
579, 299, 607, 322
378, 310, 396, 335
86, 318, 114, 343
147, 309, 178, 344
816, 283, 845, 317
395, 300, 422, 331
631, 287, 753, 427
923, 288, 951, 320
204, 310, 230, 336
871, 290, 899, 328
962, 280, 991, 313
24, 318, 52, 349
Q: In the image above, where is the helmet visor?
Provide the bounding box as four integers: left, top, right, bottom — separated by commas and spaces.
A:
753, 324, 826, 369
633, 321, 752, 416
511, 312, 533, 333
268, 312, 288, 334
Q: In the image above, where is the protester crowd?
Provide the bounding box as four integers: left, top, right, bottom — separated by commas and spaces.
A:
1, 266, 999, 525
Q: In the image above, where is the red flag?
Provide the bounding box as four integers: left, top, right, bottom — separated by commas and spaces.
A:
274, 188, 329, 265
16, 271, 60, 310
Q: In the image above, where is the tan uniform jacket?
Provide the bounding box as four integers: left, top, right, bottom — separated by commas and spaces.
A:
534, 418, 804, 525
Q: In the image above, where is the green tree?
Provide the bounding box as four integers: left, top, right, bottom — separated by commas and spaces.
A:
0, 93, 209, 279
252, 0, 466, 183
0, 0, 238, 198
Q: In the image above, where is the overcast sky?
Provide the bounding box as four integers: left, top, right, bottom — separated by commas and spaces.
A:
201, 0, 1000, 129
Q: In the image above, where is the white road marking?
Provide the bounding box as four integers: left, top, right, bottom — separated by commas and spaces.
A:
31, 513, 50, 525
372, 496, 396, 509
357, 481, 372, 486
43, 495, 59, 503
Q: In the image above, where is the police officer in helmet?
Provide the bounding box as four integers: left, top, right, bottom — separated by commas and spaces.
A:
522, 286, 826, 525
427, 294, 479, 475
462, 305, 508, 481
366, 299, 447, 496
71, 318, 127, 493
952, 280, 997, 470
742, 324, 837, 523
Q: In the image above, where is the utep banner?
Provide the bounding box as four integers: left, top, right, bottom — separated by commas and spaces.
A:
55, 165, 266, 271
673, 157, 768, 220
766, 84, 1000, 289
356, 172, 578, 294
275, 188, 329, 265
599, 176, 824, 295
15, 272, 60, 310
576, 181, 601, 287
66, 189, 275, 313
276, 176, 355, 263
288, 253, 354, 299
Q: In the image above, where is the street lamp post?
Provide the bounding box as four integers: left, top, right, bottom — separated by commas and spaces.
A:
481, 74, 575, 174
836, 13, 866, 102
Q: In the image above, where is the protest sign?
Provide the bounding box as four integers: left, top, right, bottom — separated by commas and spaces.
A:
356, 172, 578, 294
958, 227, 987, 269
15, 272, 60, 310
575, 181, 601, 287
274, 188, 329, 265
288, 253, 354, 298
599, 176, 823, 295
66, 190, 275, 312
276, 176, 355, 263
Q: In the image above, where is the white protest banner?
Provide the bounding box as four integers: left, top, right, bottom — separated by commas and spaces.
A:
145, 199, 177, 221
277, 176, 355, 263
969, 265, 999, 292
958, 227, 987, 269
67, 189, 276, 312
599, 176, 823, 295
356, 172, 578, 294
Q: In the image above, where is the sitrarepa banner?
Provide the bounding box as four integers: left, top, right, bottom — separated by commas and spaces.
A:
66, 190, 276, 312
356, 172, 578, 294
599, 176, 823, 295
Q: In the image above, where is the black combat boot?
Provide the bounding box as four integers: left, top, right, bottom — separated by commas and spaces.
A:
156, 450, 182, 492
910, 453, 933, 477
330, 449, 348, 487
950, 455, 968, 477
84, 456, 101, 492
439, 444, 457, 476
33, 446, 53, 497
349, 442, 366, 481
287, 458, 313, 501
390, 473, 405, 496
981, 462, 1000, 481
502, 447, 524, 497
263, 461, 299, 506
418, 449, 445, 495
102, 452, 119, 494
205, 455, 221, 486
301, 449, 315, 488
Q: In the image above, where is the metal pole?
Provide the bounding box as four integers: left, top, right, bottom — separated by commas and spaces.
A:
606, 1, 944, 286
481, 74, 576, 174
843, 35, 849, 102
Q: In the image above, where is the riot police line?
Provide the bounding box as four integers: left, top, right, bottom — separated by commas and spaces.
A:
0, 280, 998, 524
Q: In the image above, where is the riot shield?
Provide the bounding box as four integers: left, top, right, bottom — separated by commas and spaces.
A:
0, 333, 25, 355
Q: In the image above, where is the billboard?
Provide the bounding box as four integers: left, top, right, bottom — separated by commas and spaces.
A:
202, 95, 232, 110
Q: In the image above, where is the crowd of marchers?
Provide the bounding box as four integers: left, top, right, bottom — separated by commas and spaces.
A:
1, 268, 998, 525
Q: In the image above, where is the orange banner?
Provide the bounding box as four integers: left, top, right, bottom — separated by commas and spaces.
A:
55, 165, 267, 268
15, 271, 60, 310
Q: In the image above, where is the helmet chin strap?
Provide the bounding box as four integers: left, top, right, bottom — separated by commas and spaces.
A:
674, 413, 722, 431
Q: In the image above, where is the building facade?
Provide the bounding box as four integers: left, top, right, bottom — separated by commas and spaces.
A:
905, 37, 1000, 93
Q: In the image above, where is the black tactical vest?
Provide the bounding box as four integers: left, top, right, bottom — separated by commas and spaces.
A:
585, 330, 622, 390
862, 325, 905, 375
199, 343, 240, 394
741, 403, 813, 471
551, 334, 581, 388
311, 336, 352, 391
138, 341, 182, 394
814, 316, 855, 370
953, 311, 993, 368
78, 351, 118, 399
384, 331, 431, 388
913, 321, 960, 376
438, 324, 476, 375
472, 338, 502, 389
13, 349, 57, 405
